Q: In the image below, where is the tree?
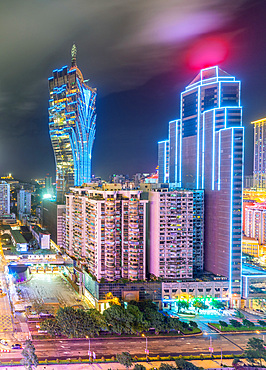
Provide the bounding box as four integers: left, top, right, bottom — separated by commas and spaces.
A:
232, 358, 244, 370
175, 358, 199, 370
244, 337, 266, 366
189, 321, 198, 329
258, 320, 266, 327
126, 304, 149, 333
134, 365, 146, 370
192, 301, 208, 311
20, 339, 38, 370
40, 318, 61, 337
211, 300, 226, 310
144, 307, 167, 333
56, 306, 97, 338
159, 364, 177, 370
229, 319, 242, 328
177, 300, 189, 313
86, 308, 108, 333
116, 352, 133, 369
219, 320, 228, 328
242, 318, 255, 328
103, 304, 134, 335
234, 310, 244, 319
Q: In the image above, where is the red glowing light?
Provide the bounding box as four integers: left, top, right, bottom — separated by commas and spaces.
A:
186, 37, 229, 70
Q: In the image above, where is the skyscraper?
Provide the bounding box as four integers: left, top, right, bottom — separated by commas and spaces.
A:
48, 45, 97, 202
0, 181, 10, 215
158, 66, 244, 302
252, 117, 266, 188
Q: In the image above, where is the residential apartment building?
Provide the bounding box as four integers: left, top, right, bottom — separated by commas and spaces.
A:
65, 187, 148, 281
244, 202, 266, 245
149, 188, 204, 280
252, 117, 266, 188
17, 189, 31, 220
0, 181, 10, 215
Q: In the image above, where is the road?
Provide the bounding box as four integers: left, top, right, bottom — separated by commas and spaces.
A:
0, 332, 263, 362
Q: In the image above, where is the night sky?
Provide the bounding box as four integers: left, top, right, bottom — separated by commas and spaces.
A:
0, 0, 266, 181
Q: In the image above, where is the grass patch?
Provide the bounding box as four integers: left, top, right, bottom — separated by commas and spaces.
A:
211, 323, 266, 332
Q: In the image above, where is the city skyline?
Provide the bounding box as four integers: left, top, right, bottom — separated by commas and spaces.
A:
0, 0, 265, 181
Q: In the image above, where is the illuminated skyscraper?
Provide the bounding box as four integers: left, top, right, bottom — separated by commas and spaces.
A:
252, 117, 266, 188
48, 45, 96, 202
158, 67, 244, 302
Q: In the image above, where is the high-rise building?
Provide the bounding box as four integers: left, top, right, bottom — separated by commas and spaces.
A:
158, 66, 244, 301
244, 202, 266, 245
252, 117, 266, 188
17, 189, 31, 220
48, 45, 96, 202
42, 200, 66, 249
149, 188, 204, 280
65, 187, 148, 281
0, 181, 10, 215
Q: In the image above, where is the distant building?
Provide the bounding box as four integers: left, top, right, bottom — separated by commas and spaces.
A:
48, 45, 96, 202
244, 202, 266, 245
30, 225, 50, 249
148, 188, 204, 279
242, 236, 262, 257
17, 189, 31, 220
0, 181, 10, 215
42, 200, 65, 248
65, 186, 148, 281
10, 230, 28, 252
252, 117, 266, 188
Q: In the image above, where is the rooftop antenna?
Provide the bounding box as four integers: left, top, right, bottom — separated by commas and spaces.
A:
71, 44, 77, 67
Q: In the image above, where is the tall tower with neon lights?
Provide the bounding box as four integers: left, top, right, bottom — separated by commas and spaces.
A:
158, 66, 244, 302
48, 45, 96, 202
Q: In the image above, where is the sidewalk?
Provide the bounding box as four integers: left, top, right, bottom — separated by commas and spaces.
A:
0, 358, 236, 369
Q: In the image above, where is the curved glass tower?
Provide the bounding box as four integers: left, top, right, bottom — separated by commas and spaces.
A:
48, 45, 96, 202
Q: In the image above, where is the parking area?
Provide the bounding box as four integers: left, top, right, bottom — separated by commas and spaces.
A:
17, 273, 88, 311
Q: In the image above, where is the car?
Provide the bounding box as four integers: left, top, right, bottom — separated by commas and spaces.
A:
0, 339, 8, 346
12, 344, 22, 349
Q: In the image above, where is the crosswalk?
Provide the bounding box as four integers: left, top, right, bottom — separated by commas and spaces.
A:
0, 314, 13, 332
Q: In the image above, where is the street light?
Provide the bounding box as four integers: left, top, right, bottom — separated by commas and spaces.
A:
142, 333, 149, 360
86, 336, 92, 360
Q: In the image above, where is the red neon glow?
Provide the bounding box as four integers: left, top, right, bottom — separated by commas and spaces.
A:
186, 37, 229, 70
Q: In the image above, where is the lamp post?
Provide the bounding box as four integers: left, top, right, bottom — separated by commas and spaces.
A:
86, 336, 92, 360
142, 334, 149, 360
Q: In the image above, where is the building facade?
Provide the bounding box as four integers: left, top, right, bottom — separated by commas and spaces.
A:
0, 181, 10, 215
17, 189, 31, 220
252, 118, 266, 189
158, 66, 244, 299
42, 200, 66, 249
244, 202, 266, 245
48, 45, 96, 202
65, 187, 148, 282
149, 188, 204, 280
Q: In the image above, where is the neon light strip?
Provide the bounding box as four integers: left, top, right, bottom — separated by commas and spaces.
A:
212, 111, 215, 190
196, 86, 200, 189
202, 113, 205, 188
218, 129, 221, 191
229, 127, 234, 296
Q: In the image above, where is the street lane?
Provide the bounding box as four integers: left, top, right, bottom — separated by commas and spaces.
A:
0, 332, 262, 362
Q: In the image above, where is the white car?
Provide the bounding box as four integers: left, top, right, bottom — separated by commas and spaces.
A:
0, 339, 8, 346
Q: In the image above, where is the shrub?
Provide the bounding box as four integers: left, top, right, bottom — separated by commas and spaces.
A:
229, 319, 242, 328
